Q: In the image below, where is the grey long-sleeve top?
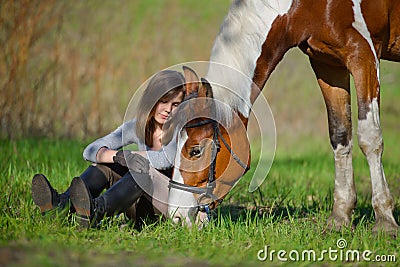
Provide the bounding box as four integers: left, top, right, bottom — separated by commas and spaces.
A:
83, 119, 177, 170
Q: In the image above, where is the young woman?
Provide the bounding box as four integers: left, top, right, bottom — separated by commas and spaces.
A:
32, 69, 185, 228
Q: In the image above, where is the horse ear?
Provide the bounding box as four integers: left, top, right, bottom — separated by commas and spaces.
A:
199, 78, 213, 98
183, 66, 199, 95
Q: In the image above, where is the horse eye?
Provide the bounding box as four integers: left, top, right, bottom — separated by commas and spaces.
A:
189, 146, 202, 158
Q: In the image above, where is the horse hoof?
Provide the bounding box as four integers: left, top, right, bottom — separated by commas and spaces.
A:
323, 214, 354, 234
372, 220, 399, 238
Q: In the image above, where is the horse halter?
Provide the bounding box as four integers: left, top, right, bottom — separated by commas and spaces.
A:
168, 118, 249, 219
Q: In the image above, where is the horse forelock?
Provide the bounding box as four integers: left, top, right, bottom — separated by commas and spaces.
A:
206, 0, 293, 119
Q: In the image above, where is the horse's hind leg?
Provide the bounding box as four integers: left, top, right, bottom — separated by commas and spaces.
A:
348, 43, 399, 236
310, 59, 356, 231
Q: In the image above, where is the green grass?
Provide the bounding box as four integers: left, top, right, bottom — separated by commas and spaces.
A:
1, 137, 399, 267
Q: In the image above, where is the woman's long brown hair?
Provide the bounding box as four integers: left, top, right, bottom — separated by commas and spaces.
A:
135, 70, 185, 148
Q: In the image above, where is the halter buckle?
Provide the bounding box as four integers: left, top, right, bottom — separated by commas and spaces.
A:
198, 204, 211, 221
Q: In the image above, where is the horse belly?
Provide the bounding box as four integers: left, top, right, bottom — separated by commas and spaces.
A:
298, 32, 349, 67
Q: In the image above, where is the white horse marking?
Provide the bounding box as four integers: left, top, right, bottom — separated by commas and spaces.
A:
332, 141, 356, 212
168, 130, 198, 224
207, 0, 293, 118
351, 0, 380, 86
357, 98, 395, 226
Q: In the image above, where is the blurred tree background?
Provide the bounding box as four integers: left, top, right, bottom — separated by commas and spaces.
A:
1, 0, 399, 144
0, 0, 231, 139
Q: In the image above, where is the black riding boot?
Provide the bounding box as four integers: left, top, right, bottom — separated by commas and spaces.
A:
69, 172, 149, 228
78, 165, 110, 198
32, 174, 71, 215
31, 166, 109, 215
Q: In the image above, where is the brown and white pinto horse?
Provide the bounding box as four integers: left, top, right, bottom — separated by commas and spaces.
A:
164, 66, 251, 227
166, 0, 399, 234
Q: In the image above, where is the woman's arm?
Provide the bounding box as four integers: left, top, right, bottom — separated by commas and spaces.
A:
83, 119, 177, 169
95, 147, 118, 163
83, 120, 140, 163
95, 147, 147, 164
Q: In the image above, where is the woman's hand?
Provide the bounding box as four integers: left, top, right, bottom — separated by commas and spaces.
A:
113, 150, 150, 174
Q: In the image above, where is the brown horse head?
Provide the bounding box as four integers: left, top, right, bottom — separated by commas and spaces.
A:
163, 66, 250, 227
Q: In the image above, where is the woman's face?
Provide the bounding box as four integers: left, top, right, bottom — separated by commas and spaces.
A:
154, 91, 184, 126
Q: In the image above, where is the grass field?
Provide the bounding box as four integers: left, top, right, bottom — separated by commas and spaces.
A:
1, 131, 399, 266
